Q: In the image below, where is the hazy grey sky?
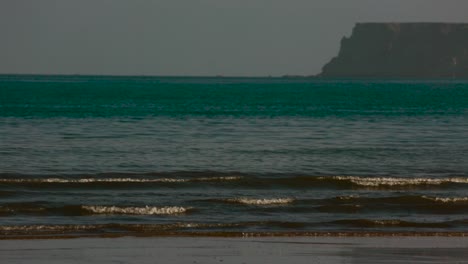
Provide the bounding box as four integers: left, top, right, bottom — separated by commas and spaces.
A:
1, 0, 467, 76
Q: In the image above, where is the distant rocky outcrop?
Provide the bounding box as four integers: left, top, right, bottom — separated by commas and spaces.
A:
320, 23, 468, 78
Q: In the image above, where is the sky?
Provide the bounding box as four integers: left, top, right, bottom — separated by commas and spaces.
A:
1, 0, 468, 76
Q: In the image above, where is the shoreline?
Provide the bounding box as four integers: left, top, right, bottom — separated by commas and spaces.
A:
1, 236, 467, 264
2, 231, 468, 240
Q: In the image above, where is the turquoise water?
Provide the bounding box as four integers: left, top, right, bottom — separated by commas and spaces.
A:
1, 75, 468, 237
1, 76, 467, 118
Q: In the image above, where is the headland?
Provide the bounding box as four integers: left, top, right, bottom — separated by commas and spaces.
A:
320, 23, 468, 78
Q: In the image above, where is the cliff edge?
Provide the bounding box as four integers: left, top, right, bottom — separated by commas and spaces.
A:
320, 23, 468, 78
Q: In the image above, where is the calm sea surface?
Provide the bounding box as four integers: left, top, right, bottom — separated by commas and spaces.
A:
1, 75, 467, 237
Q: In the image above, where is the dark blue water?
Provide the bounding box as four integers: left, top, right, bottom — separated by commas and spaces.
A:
1, 75, 468, 237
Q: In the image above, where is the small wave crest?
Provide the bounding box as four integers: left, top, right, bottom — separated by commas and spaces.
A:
325, 176, 468, 187
0, 223, 235, 234
0, 176, 241, 184
2, 174, 467, 190
328, 195, 468, 204
226, 198, 295, 205
81, 205, 189, 215
2, 220, 466, 238
0, 224, 100, 232
422, 196, 468, 203
316, 195, 468, 214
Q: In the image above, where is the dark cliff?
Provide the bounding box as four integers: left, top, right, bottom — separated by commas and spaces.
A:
320, 23, 468, 78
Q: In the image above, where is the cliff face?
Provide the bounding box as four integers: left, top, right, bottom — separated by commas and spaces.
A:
320, 23, 468, 78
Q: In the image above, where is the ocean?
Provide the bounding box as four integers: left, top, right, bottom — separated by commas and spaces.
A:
0, 75, 467, 238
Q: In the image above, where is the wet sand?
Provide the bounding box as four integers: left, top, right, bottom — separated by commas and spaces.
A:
1, 236, 468, 264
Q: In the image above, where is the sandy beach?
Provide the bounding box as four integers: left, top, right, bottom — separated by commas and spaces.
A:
1, 236, 467, 264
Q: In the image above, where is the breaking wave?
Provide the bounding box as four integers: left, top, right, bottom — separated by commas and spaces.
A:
1, 219, 467, 238
0, 176, 241, 184
2, 194, 468, 217
320, 176, 468, 187
324, 195, 468, 204
422, 196, 468, 203
225, 198, 295, 205
1, 172, 467, 190
81, 205, 189, 215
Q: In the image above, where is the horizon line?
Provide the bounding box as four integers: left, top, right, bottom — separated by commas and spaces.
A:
0, 73, 317, 78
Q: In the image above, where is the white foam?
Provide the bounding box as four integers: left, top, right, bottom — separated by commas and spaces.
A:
422, 196, 468, 203
0, 176, 242, 183
194, 176, 242, 181
0, 222, 243, 232
327, 176, 468, 187
82, 205, 189, 215
0, 225, 97, 231
228, 198, 295, 205
0, 178, 183, 183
